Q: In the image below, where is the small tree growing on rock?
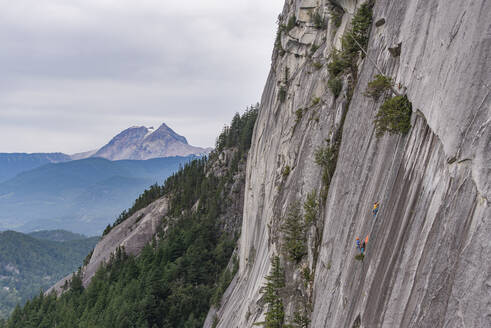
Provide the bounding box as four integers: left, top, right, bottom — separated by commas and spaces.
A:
260, 256, 285, 328
278, 86, 287, 103
312, 11, 325, 30
374, 95, 412, 137
328, 77, 343, 99
285, 15, 297, 32
303, 191, 319, 225
315, 144, 338, 201
282, 202, 307, 263
364, 74, 393, 100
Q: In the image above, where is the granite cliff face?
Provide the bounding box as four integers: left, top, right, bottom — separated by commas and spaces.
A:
47, 197, 169, 294
92, 123, 211, 161
207, 0, 490, 327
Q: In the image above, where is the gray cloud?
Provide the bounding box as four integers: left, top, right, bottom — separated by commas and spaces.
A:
0, 0, 284, 153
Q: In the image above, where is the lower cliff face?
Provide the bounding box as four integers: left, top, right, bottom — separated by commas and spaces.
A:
208, 0, 490, 327
47, 196, 169, 294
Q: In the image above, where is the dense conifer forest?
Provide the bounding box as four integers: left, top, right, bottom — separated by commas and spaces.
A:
0, 107, 258, 328
0, 231, 99, 319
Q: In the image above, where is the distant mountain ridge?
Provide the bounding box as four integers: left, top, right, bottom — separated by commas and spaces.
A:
0, 123, 208, 234
0, 123, 211, 182
92, 123, 211, 161
0, 156, 194, 235
28, 230, 88, 242
0, 153, 71, 183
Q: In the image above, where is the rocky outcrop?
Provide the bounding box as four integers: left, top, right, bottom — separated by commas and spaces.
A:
92, 123, 211, 160
47, 196, 169, 294
208, 0, 490, 327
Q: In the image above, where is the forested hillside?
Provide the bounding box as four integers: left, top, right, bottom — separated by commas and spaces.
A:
0, 107, 258, 328
28, 230, 88, 242
0, 231, 99, 318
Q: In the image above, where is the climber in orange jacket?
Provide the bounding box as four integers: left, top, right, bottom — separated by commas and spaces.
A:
361, 235, 368, 255
356, 236, 367, 255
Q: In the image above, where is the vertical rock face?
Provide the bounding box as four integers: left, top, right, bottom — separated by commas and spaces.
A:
208, 0, 490, 327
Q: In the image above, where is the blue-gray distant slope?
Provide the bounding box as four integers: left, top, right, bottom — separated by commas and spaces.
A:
0, 156, 193, 235
28, 229, 88, 242
0, 153, 71, 183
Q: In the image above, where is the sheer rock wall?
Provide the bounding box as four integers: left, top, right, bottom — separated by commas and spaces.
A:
207, 0, 490, 327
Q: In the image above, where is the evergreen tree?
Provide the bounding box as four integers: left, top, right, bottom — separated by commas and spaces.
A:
282, 202, 307, 262
261, 256, 285, 328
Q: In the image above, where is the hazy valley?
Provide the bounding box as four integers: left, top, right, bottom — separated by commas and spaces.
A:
0, 123, 207, 235
0, 230, 99, 318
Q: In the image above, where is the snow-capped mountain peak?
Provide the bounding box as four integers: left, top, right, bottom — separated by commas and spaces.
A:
90, 123, 210, 161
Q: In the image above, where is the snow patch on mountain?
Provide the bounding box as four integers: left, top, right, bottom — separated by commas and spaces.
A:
90, 123, 211, 161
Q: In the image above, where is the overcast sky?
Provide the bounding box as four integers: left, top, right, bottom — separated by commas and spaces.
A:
0, 0, 284, 153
